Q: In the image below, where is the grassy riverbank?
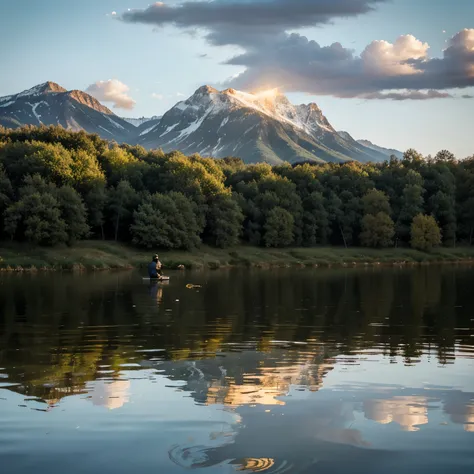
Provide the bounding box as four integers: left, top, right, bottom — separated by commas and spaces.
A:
1, 241, 474, 272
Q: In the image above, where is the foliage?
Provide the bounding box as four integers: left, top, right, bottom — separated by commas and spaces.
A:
56, 185, 90, 244
362, 189, 391, 215
4, 175, 68, 245
264, 207, 294, 247
205, 194, 244, 248
107, 180, 139, 241
0, 125, 473, 252
411, 214, 442, 251
131, 192, 201, 250
360, 212, 395, 248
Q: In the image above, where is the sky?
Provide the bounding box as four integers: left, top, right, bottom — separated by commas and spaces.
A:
0, 0, 473, 157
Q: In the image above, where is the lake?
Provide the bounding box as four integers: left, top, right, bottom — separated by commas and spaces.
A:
0, 267, 473, 473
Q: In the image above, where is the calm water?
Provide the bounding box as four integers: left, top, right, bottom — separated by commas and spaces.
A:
0, 267, 473, 473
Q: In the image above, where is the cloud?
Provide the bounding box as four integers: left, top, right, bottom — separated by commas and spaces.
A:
86, 79, 136, 109
121, 0, 386, 45
363, 90, 453, 100
119, 1, 474, 100
151, 93, 164, 100
225, 29, 474, 99
360, 35, 429, 75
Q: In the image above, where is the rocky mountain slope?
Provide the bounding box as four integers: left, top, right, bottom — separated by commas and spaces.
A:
357, 139, 403, 160
137, 86, 388, 164
0, 82, 136, 141
0, 82, 394, 164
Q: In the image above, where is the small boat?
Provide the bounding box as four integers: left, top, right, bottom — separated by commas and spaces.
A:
142, 276, 170, 282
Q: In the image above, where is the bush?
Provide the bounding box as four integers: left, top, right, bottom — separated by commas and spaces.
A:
411, 214, 442, 251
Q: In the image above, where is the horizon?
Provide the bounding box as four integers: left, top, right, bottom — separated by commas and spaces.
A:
1, 0, 473, 157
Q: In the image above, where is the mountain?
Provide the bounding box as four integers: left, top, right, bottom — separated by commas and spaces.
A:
122, 115, 162, 127
356, 139, 403, 160
0, 82, 394, 164
0, 82, 136, 141
137, 86, 388, 164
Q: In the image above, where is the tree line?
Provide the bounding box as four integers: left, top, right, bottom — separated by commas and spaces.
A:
0, 125, 473, 251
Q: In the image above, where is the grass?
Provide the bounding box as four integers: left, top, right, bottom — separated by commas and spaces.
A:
1, 241, 474, 272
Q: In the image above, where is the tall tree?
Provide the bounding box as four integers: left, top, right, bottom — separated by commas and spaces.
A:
131, 192, 201, 250
362, 189, 391, 216
107, 180, 139, 241
263, 207, 294, 248
429, 191, 457, 247
301, 192, 329, 246
4, 175, 68, 245
56, 185, 90, 244
360, 212, 395, 248
396, 183, 425, 244
205, 194, 244, 248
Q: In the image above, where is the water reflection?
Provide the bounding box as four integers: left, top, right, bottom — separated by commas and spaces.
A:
0, 267, 473, 473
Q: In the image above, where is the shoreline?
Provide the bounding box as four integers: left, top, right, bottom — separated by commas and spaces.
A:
1, 241, 474, 272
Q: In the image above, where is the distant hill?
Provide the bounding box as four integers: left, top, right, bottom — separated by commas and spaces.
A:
122, 115, 162, 127
356, 139, 404, 160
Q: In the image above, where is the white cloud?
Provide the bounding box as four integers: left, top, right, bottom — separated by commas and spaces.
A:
176, 92, 185, 97
227, 29, 474, 100
151, 93, 164, 100
361, 35, 429, 75
86, 79, 136, 110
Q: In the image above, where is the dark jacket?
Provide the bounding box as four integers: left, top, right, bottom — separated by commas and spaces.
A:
148, 261, 158, 278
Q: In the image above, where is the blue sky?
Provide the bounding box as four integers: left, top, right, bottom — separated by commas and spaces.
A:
0, 0, 473, 157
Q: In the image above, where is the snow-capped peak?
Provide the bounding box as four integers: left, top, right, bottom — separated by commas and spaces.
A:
18, 81, 66, 98
173, 85, 334, 137
0, 82, 67, 105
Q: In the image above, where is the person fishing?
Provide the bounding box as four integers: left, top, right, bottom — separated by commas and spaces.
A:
148, 254, 163, 279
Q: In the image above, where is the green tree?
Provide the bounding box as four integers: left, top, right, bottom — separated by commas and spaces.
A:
360, 212, 395, 248
107, 180, 139, 241
56, 185, 90, 244
396, 183, 425, 244
429, 191, 456, 247
131, 192, 201, 250
301, 191, 329, 246
83, 180, 107, 239
410, 214, 442, 251
362, 189, 391, 216
402, 149, 424, 169
0, 165, 13, 237
205, 194, 244, 248
4, 175, 68, 245
263, 207, 294, 247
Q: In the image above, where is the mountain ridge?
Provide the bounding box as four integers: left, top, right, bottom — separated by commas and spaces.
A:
0, 81, 135, 141
1, 82, 395, 164
137, 86, 388, 164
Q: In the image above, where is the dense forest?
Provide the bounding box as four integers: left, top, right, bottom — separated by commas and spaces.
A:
0, 125, 473, 251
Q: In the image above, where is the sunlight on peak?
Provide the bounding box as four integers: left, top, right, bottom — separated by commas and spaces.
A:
255, 88, 280, 99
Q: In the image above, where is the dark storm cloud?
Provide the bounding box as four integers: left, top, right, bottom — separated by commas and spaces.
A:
121, 0, 384, 33
120, 1, 474, 100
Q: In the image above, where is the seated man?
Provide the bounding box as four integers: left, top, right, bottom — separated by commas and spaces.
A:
148, 254, 162, 279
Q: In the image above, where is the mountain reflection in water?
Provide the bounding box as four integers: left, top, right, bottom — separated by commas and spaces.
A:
0, 267, 473, 474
